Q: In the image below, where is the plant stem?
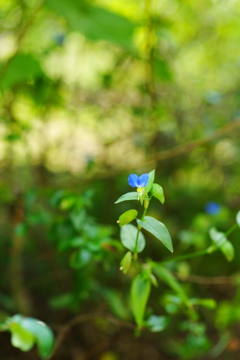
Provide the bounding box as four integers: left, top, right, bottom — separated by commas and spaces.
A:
160, 248, 212, 265
134, 204, 148, 256
160, 222, 239, 265
225, 223, 238, 236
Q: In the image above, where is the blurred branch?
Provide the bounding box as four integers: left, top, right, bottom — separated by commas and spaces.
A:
0, 0, 45, 85
145, 118, 240, 165
176, 273, 238, 285
50, 312, 135, 359
47, 118, 240, 188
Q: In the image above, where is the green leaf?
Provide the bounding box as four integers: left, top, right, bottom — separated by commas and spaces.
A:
45, 0, 135, 49
145, 170, 155, 193
131, 274, 151, 328
145, 315, 169, 332
137, 216, 173, 252
8, 315, 54, 358
10, 323, 35, 352
115, 192, 138, 204
190, 298, 217, 309
221, 241, 235, 261
20, 318, 54, 359
0, 54, 43, 91
209, 227, 234, 261
153, 266, 193, 312
151, 183, 165, 204
236, 211, 240, 227
209, 227, 227, 247
120, 224, 145, 253
120, 251, 132, 274
118, 209, 138, 227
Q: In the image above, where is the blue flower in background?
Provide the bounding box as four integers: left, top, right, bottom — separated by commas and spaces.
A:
128, 174, 149, 196
205, 202, 221, 215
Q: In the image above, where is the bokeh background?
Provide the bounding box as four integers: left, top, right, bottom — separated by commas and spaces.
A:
1, 0, 240, 359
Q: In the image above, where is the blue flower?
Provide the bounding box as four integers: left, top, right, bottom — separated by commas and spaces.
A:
205, 202, 221, 215
128, 174, 149, 196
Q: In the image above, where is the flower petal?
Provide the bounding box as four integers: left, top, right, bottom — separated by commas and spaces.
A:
138, 174, 149, 187
128, 174, 139, 188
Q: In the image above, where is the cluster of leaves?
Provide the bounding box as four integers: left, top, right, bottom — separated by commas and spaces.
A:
1, 0, 240, 359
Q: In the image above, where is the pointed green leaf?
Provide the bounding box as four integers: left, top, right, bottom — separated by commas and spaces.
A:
145, 170, 155, 193
131, 274, 151, 328
151, 183, 165, 204
120, 251, 132, 274
115, 192, 138, 204
221, 241, 235, 261
118, 210, 138, 227
236, 211, 240, 227
137, 216, 173, 252
153, 266, 194, 313
120, 224, 145, 253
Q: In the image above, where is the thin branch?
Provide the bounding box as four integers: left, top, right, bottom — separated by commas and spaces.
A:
146, 118, 240, 164
176, 273, 238, 285
49, 312, 135, 359
48, 117, 240, 187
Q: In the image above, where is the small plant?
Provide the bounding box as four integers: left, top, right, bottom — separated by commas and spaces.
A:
115, 169, 240, 333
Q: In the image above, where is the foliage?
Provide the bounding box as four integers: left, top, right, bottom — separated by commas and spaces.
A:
0, 0, 240, 359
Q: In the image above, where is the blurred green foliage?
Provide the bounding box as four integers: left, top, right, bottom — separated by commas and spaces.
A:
0, 0, 240, 359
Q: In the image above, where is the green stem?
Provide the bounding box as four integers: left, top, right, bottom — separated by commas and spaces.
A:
134, 203, 148, 256
160, 248, 212, 265
160, 222, 239, 265
225, 223, 238, 236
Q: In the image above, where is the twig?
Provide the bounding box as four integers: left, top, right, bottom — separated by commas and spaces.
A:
49, 312, 135, 359
146, 118, 240, 164
176, 273, 238, 285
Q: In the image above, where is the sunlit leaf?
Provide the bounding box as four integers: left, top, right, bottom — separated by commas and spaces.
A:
209, 227, 227, 247
20, 318, 54, 359
10, 323, 35, 352
137, 216, 173, 252
8, 315, 54, 359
